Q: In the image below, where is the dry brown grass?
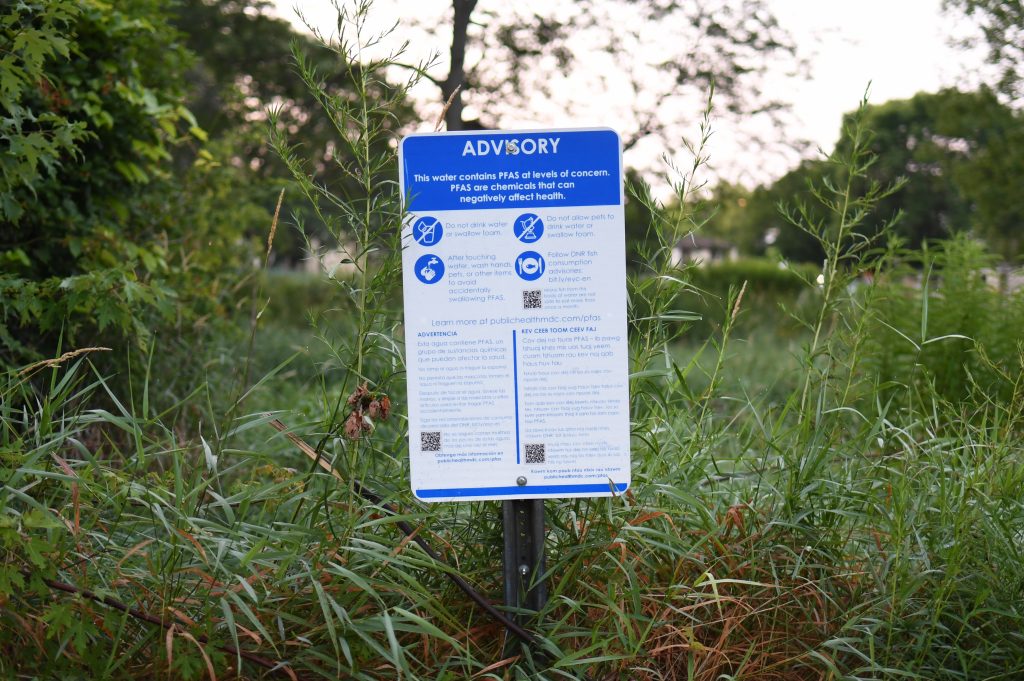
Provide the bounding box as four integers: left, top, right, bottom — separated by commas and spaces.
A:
550, 504, 863, 681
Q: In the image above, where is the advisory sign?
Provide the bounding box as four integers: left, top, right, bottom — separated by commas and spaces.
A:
399, 128, 630, 502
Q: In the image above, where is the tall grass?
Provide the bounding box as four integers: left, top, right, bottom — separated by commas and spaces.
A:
2, 4, 1024, 680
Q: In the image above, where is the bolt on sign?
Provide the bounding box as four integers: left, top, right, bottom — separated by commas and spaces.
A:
399, 128, 630, 502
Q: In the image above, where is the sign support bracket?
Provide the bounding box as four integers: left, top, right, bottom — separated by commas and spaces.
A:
502, 498, 546, 637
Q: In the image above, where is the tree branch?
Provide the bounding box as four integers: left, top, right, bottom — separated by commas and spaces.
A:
390, 61, 442, 86
442, 0, 479, 131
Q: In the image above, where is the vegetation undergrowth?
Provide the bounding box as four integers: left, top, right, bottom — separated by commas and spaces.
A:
2, 3, 1023, 680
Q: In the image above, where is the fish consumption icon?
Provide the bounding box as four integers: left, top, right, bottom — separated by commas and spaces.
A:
515, 251, 545, 281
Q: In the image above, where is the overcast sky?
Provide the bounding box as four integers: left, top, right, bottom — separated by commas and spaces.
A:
769, 1, 986, 152
271, 0, 987, 187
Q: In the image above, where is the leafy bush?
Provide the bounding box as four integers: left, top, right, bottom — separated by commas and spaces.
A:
688, 257, 819, 295
630, 256, 820, 341
0, 1, 260, 367
862, 234, 1024, 412
257, 270, 353, 329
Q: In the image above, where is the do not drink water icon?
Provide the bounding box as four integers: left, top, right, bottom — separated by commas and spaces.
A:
413, 216, 443, 245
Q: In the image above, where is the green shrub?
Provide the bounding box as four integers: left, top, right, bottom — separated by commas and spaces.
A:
258, 270, 352, 330
688, 257, 821, 335
0, 1, 260, 367
862, 235, 1024, 413
631, 256, 819, 341
688, 257, 818, 295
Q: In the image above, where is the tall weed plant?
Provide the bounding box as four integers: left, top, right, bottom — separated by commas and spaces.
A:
864, 234, 1024, 416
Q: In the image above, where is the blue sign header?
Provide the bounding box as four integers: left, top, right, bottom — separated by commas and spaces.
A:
399, 128, 622, 212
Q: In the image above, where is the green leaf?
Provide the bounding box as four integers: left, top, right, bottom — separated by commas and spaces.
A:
0, 56, 25, 97
13, 28, 56, 67
23, 508, 63, 529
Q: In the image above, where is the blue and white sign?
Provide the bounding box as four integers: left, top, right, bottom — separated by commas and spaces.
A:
400, 128, 631, 502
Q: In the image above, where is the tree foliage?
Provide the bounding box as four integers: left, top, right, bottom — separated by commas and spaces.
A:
944, 0, 1024, 101
428, 0, 799, 153
703, 88, 1024, 263
837, 88, 1024, 260
0, 1, 257, 365
172, 0, 416, 261
1, 0, 417, 368
700, 162, 829, 263
0, 2, 87, 221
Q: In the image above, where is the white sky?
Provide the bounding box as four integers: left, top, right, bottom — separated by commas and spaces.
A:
272, 0, 988, 188
768, 1, 986, 153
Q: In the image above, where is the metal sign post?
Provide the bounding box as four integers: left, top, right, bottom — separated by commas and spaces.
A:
502, 498, 547, 626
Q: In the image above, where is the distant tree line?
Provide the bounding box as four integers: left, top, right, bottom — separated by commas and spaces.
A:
700, 89, 1024, 264
3, 0, 1022, 372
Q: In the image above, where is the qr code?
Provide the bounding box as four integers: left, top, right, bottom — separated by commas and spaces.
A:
420, 431, 441, 452
522, 290, 542, 309
524, 443, 545, 464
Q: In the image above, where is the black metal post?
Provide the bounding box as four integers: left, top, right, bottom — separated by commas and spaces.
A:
502, 498, 547, 633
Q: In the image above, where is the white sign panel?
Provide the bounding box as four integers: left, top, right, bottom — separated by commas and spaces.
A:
399, 128, 630, 502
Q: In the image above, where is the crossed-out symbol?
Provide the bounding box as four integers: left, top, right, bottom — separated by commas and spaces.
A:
514, 213, 543, 243
413, 216, 443, 245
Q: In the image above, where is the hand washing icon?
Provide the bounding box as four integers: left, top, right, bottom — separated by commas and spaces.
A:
414, 254, 444, 284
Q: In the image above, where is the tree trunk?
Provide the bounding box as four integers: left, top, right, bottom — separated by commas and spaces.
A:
441, 0, 477, 132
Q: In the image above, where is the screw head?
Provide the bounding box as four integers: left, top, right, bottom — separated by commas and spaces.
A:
516, 476, 527, 486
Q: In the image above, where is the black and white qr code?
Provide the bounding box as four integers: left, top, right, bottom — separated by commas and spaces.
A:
522, 290, 542, 309
420, 431, 441, 452
524, 443, 546, 464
